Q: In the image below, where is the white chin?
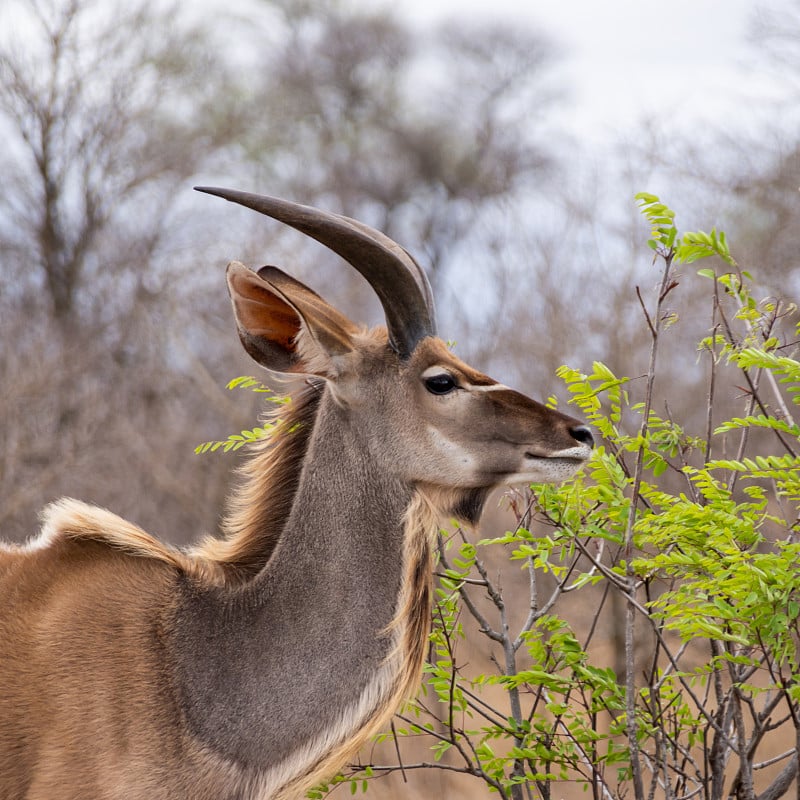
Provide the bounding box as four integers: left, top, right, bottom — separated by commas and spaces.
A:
504, 458, 584, 486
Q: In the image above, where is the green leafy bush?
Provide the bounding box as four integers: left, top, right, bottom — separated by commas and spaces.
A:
318, 195, 799, 800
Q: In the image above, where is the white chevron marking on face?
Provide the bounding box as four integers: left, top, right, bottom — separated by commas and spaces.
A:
468, 382, 511, 392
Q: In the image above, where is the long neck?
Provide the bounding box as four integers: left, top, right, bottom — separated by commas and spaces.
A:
172, 389, 437, 795
196, 381, 323, 579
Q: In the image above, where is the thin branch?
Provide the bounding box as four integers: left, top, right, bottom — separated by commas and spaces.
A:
753, 749, 797, 771
756, 755, 798, 800
513, 549, 582, 652
715, 295, 797, 459
437, 535, 503, 643
636, 285, 658, 338
459, 684, 514, 729
538, 686, 618, 800
433, 572, 488, 586
389, 720, 408, 784
623, 249, 677, 800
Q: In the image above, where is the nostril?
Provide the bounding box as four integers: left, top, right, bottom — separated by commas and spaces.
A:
569, 425, 594, 449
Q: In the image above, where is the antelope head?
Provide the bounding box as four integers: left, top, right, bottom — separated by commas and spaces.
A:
197, 187, 592, 522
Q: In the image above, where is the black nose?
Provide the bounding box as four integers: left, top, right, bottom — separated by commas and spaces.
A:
569, 425, 594, 449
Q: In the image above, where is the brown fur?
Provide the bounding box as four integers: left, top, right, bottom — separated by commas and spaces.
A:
275, 493, 440, 800
195, 379, 323, 581
0, 537, 215, 799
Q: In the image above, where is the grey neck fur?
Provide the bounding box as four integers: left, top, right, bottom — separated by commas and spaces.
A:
171, 387, 414, 776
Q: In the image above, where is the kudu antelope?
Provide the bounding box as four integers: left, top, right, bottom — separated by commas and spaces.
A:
0, 187, 593, 800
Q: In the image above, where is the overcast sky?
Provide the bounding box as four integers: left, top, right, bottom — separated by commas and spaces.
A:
396, 0, 794, 146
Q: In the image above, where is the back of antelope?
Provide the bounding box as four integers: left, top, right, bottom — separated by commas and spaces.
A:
0, 188, 593, 800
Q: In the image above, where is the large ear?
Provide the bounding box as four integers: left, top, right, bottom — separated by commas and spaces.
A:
226, 261, 358, 376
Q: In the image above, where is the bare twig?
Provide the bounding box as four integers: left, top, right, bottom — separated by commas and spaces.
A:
389, 720, 408, 783
624, 248, 678, 800
437, 534, 503, 643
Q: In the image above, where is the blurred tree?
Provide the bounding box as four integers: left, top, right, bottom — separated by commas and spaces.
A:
0, 0, 248, 326
731, 0, 800, 292
233, 0, 561, 350
613, 0, 800, 303
0, 0, 253, 542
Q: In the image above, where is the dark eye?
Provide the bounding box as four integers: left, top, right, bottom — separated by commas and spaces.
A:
424, 374, 458, 395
